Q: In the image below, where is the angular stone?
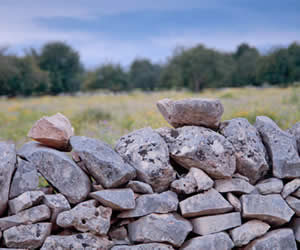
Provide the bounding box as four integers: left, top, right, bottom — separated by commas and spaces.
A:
179, 188, 232, 217
171, 168, 213, 195
115, 127, 176, 192
245, 228, 297, 250
128, 213, 192, 247
0, 205, 51, 231
292, 188, 300, 198
191, 212, 241, 235
3, 223, 51, 249
158, 126, 236, 179
287, 122, 300, 153
156, 98, 224, 129
226, 193, 241, 212
56, 200, 112, 235
286, 196, 300, 216
290, 217, 300, 243
181, 232, 234, 250
241, 194, 294, 225
255, 178, 283, 195
229, 220, 270, 247
109, 226, 130, 245
215, 177, 255, 194
0, 142, 16, 216
18, 142, 91, 204
70, 136, 136, 188
8, 191, 44, 214
127, 181, 153, 194
118, 191, 178, 218
255, 116, 300, 178
282, 179, 300, 198
90, 188, 135, 210
28, 112, 73, 151
41, 233, 113, 250
112, 243, 174, 250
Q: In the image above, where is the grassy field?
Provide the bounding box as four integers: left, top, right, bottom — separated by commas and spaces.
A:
0, 87, 300, 148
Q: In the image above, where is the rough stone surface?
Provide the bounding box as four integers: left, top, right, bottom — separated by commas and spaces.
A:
90, 188, 135, 210
220, 118, 269, 183
111, 243, 174, 250
18, 141, 91, 204
292, 188, 300, 198
255, 178, 283, 195
156, 98, 224, 129
229, 220, 270, 247
158, 126, 236, 179
115, 127, 176, 192
56, 199, 112, 235
28, 112, 73, 151
226, 192, 241, 212
281, 178, 300, 198
245, 228, 297, 250
70, 136, 136, 188
215, 177, 255, 194
0, 142, 16, 216
290, 217, 300, 243
109, 226, 130, 245
285, 196, 300, 216
180, 188, 232, 217
287, 122, 300, 153
127, 181, 154, 194
241, 194, 295, 225
255, 116, 300, 178
8, 191, 44, 214
191, 212, 241, 235
181, 232, 234, 250
3, 223, 52, 249
118, 191, 178, 218
128, 213, 192, 247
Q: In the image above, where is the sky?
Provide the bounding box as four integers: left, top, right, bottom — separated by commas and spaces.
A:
0, 0, 300, 67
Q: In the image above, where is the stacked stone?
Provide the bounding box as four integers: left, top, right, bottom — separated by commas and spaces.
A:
0, 101, 299, 250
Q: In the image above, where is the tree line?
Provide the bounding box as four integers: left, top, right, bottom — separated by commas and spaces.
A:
0, 41, 300, 96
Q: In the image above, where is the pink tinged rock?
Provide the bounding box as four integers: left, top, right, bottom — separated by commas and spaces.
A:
214, 177, 255, 194
281, 178, 300, 198
28, 112, 74, 151
226, 192, 242, 212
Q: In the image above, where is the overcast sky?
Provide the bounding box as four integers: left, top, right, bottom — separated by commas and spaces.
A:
1, 0, 300, 67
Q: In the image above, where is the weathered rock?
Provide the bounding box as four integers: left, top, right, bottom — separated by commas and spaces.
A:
180, 188, 232, 217
156, 98, 224, 129
287, 122, 300, 153
215, 177, 255, 194
191, 212, 241, 235
282, 178, 300, 198
90, 188, 135, 210
8, 191, 44, 214
70, 136, 136, 188
290, 217, 300, 243
255, 177, 283, 195
255, 116, 300, 178
127, 181, 154, 194
112, 243, 174, 250
56, 200, 112, 235
286, 196, 300, 216
28, 112, 73, 151
181, 232, 234, 250
158, 126, 236, 179
118, 191, 178, 218
0, 205, 51, 231
171, 168, 213, 195
0, 142, 16, 216
3, 223, 51, 249
226, 192, 242, 212
128, 213, 192, 247
41, 233, 113, 250
18, 142, 91, 204
241, 194, 294, 225
229, 220, 270, 247
115, 127, 176, 192
109, 226, 130, 245
245, 228, 297, 250
232, 173, 250, 181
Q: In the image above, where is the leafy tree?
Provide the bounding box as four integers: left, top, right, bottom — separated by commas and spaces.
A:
288, 42, 300, 83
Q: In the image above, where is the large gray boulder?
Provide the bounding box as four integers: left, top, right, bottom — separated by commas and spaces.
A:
115, 127, 176, 192
128, 213, 192, 247
112, 243, 174, 250
214, 177, 255, 194
70, 136, 136, 188
220, 118, 269, 183
255, 116, 300, 178
287, 122, 300, 153
156, 98, 224, 129
158, 126, 236, 179
0, 142, 16, 216
255, 178, 283, 195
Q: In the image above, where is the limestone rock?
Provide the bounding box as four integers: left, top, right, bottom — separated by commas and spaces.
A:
3, 223, 51, 249
215, 177, 255, 194
241, 194, 294, 225
287, 122, 300, 153
28, 112, 73, 151
109, 226, 130, 245
180, 188, 232, 217
90, 188, 135, 210
281, 178, 300, 198
56, 200, 112, 235
128, 213, 192, 247
255, 116, 300, 178
229, 220, 270, 247
111, 243, 174, 250
127, 181, 153, 194
285, 196, 300, 216
118, 191, 178, 218
158, 126, 236, 179
290, 217, 300, 243
70, 136, 136, 188
156, 98, 224, 129
255, 178, 283, 195
115, 127, 176, 192
226, 192, 241, 212
191, 212, 241, 235
8, 191, 44, 214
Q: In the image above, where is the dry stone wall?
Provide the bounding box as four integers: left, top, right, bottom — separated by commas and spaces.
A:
0, 99, 300, 249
